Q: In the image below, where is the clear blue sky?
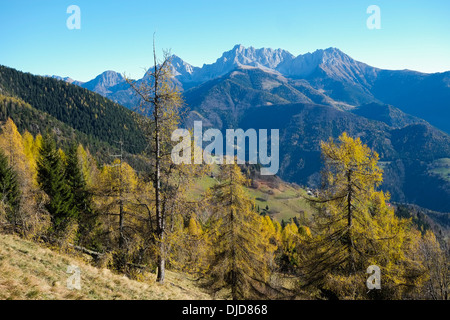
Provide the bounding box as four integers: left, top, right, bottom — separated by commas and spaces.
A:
1, 0, 449, 82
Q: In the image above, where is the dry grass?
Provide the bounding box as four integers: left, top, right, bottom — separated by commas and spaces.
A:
0, 233, 211, 300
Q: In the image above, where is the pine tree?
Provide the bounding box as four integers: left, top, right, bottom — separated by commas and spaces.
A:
303, 132, 424, 299
205, 163, 277, 299
37, 135, 76, 232
22, 131, 39, 184
0, 148, 21, 227
281, 222, 302, 269
419, 230, 449, 300
66, 143, 96, 243
0, 118, 34, 184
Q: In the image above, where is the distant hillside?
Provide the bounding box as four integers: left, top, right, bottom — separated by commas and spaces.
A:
182, 66, 351, 129
395, 204, 450, 240
371, 70, 450, 134
0, 65, 146, 155
240, 102, 450, 212
0, 233, 209, 300
351, 103, 426, 128
0, 94, 119, 164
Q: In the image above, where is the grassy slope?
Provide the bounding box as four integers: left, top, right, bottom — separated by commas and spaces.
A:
246, 181, 314, 222
428, 158, 450, 183
0, 234, 210, 300
189, 174, 314, 223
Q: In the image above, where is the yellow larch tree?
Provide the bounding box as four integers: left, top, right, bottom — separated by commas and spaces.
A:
303, 132, 426, 299
0, 119, 50, 237
205, 163, 278, 299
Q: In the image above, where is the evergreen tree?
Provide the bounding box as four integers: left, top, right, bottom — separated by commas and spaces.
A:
66, 143, 96, 243
0, 148, 21, 226
205, 163, 277, 299
37, 135, 75, 231
303, 132, 424, 299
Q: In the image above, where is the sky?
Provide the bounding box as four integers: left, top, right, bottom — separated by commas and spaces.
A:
0, 0, 449, 82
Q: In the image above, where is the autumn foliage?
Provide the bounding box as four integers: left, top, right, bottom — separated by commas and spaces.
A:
0, 119, 448, 300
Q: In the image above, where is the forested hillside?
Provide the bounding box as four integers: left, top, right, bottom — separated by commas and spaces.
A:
0, 65, 145, 154
0, 94, 120, 163
239, 102, 450, 212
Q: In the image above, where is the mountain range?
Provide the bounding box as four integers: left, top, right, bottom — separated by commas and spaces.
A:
56, 44, 450, 134
6, 44, 450, 213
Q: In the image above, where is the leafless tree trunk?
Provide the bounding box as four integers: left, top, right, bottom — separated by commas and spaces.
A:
126, 38, 183, 284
